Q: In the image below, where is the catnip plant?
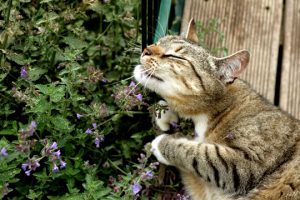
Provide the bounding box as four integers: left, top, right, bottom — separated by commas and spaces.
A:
0, 0, 226, 199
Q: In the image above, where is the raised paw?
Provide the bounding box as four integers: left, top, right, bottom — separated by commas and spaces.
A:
151, 134, 171, 165
155, 100, 179, 132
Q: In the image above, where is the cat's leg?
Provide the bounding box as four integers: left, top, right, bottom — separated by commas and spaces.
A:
151, 134, 253, 195
155, 100, 179, 132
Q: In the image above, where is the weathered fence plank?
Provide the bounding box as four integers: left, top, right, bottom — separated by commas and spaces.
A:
181, 0, 283, 103
280, 0, 300, 119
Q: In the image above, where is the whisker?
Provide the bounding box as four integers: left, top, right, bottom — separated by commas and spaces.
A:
143, 67, 155, 89
122, 67, 155, 100
154, 20, 166, 40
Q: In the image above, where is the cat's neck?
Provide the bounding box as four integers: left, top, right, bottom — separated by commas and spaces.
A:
166, 79, 259, 123
163, 79, 263, 142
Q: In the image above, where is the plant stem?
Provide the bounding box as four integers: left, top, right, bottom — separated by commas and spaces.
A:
107, 158, 127, 175
5, 0, 13, 26
81, 22, 113, 54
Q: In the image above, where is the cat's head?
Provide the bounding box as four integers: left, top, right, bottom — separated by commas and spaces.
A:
134, 19, 250, 114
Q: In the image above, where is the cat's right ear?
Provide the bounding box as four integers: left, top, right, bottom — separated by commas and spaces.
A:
213, 50, 250, 84
185, 19, 199, 43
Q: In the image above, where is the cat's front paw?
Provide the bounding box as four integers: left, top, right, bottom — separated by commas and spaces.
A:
155, 100, 179, 132
151, 134, 171, 165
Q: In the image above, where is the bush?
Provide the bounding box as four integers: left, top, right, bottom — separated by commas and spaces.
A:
0, 0, 166, 199
0, 1, 227, 199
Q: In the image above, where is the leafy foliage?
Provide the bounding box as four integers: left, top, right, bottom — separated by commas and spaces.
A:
0, 0, 226, 199
0, 0, 166, 199
196, 18, 228, 56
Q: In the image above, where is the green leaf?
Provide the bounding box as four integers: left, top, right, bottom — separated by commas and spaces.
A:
62, 36, 88, 49
27, 189, 43, 199
6, 53, 34, 65
36, 12, 60, 25
28, 68, 47, 81
33, 168, 48, 181
91, 188, 111, 199
50, 85, 65, 102
0, 168, 21, 185
65, 167, 80, 176
89, 2, 104, 15
35, 84, 65, 102
32, 97, 52, 113
35, 84, 52, 95
0, 129, 16, 136
40, 0, 54, 3
50, 115, 72, 131
54, 194, 84, 200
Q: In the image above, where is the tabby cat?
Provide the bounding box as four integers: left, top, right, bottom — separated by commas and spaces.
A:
133, 19, 300, 200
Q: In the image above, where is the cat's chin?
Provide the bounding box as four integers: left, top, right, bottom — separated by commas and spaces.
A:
134, 65, 175, 97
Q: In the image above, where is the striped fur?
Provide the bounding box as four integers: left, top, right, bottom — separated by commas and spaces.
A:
134, 19, 300, 199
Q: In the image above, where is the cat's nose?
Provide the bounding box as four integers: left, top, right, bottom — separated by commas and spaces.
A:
142, 47, 152, 56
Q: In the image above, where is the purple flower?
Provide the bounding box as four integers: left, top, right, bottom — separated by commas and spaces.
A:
135, 93, 143, 101
85, 128, 92, 134
50, 142, 58, 150
0, 147, 8, 157
176, 193, 191, 200
95, 138, 100, 148
20, 66, 28, 78
145, 170, 153, 178
25, 170, 31, 176
30, 121, 37, 129
132, 182, 141, 195
92, 123, 97, 129
28, 120, 37, 136
129, 81, 136, 87
101, 79, 108, 86
22, 158, 40, 175
94, 136, 104, 148
171, 121, 179, 129
53, 164, 59, 172
60, 160, 66, 169
33, 160, 40, 169
76, 113, 83, 119
52, 150, 61, 159
28, 129, 34, 136
141, 170, 154, 180
21, 163, 28, 171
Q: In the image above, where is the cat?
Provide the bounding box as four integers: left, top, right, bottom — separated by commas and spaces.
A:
133, 19, 300, 200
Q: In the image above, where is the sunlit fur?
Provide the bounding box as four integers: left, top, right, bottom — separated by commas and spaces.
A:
134, 20, 300, 200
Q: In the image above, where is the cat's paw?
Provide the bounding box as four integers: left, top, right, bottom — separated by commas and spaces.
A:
155, 100, 179, 132
151, 134, 171, 165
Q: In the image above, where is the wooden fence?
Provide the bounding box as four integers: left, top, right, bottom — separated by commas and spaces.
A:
181, 0, 300, 119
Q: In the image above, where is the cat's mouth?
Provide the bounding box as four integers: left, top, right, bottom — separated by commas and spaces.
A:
143, 70, 164, 82
134, 65, 164, 82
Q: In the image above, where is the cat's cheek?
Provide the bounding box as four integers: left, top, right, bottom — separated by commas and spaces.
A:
151, 134, 171, 165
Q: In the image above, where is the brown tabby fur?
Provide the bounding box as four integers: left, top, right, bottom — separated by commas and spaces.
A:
134, 19, 300, 200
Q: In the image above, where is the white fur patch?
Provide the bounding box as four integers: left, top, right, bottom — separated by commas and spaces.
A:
192, 114, 208, 142
133, 65, 144, 83
155, 100, 179, 131
151, 134, 171, 165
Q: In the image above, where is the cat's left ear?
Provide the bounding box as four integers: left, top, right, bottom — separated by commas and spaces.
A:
214, 50, 250, 84
185, 19, 199, 43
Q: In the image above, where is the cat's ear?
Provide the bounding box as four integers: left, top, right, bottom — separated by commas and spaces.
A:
185, 19, 199, 43
214, 50, 250, 84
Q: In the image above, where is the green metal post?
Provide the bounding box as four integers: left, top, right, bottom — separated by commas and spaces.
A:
153, 0, 172, 43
